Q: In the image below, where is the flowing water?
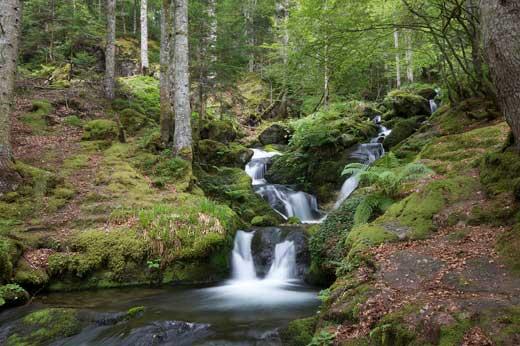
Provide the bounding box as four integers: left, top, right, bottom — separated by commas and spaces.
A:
246, 149, 324, 223
0, 229, 318, 345
334, 118, 392, 208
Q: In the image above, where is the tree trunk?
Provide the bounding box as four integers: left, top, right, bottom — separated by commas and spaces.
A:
0, 0, 22, 193
481, 0, 520, 149
206, 0, 217, 83
173, 0, 193, 161
140, 0, 149, 74
244, 0, 257, 72
405, 30, 414, 83
160, 0, 174, 144
394, 28, 401, 88
105, 0, 117, 100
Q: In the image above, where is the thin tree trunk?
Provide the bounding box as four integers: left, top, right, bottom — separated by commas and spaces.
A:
481, 0, 520, 149
160, 0, 174, 144
0, 0, 22, 193
105, 0, 117, 99
140, 0, 149, 74
133, 0, 137, 35
394, 28, 401, 88
207, 0, 217, 83
244, 0, 256, 72
405, 30, 414, 84
173, 0, 193, 161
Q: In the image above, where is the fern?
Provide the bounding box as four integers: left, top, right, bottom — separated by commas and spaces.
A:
354, 193, 394, 225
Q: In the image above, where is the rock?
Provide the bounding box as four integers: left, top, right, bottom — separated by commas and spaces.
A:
383, 117, 422, 150
251, 227, 310, 278
417, 87, 437, 100
197, 140, 254, 168
384, 90, 430, 118
119, 321, 212, 346
259, 124, 291, 145
200, 119, 241, 144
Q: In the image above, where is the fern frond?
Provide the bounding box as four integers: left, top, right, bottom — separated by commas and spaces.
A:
342, 163, 369, 176
353, 193, 394, 225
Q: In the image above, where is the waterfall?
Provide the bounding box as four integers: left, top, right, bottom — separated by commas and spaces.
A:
429, 99, 438, 114
230, 231, 297, 283
245, 149, 324, 223
334, 117, 391, 209
266, 241, 296, 280
231, 231, 257, 280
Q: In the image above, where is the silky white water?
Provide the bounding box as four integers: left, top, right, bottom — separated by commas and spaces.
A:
245, 149, 323, 223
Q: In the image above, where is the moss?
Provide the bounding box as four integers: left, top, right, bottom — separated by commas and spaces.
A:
345, 223, 398, 261
82, 119, 119, 141
117, 75, 160, 119
127, 306, 145, 318
13, 259, 49, 289
196, 166, 281, 225
420, 123, 509, 174
497, 226, 520, 273
0, 284, 29, 309
119, 108, 148, 135
384, 117, 422, 150
259, 123, 291, 145
279, 317, 317, 346
0, 236, 19, 283
384, 90, 430, 118
369, 304, 420, 346
200, 118, 242, 143
438, 314, 472, 346
6, 308, 83, 346
251, 215, 279, 226
21, 100, 54, 133
480, 151, 520, 197
380, 176, 478, 239
63, 115, 83, 127
196, 139, 253, 168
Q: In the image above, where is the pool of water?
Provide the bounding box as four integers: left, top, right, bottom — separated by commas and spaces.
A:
0, 280, 319, 345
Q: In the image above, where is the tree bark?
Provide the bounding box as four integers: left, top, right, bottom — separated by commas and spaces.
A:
481, 0, 520, 149
105, 0, 117, 100
160, 0, 174, 144
140, 0, 149, 74
173, 0, 193, 161
0, 0, 22, 193
394, 28, 401, 88
405, 30, 414, 84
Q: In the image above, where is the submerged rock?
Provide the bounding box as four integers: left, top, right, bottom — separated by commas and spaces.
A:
118, 321, 212, 346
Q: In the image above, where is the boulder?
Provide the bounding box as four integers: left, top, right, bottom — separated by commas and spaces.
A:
383, 117, 422, 150
201, 119, 241, 144
0, 284, 29, 309
259, 124, 291, 145
384, 90, 430, 118
417, 87, 438, 101
197, 140, 254, 168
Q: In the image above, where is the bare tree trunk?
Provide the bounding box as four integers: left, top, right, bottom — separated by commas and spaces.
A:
207, 0, 217, 83
244, 0, 257, 72
173, 0, 193, 161
160, 0, 174, 144
140, 0, 149, 74
105, 0, 117, 99
0, 0, 22, 193
405, 30, 414, 84
394, 28, 401, 88
276, 0, 290, 116
133, 0, 137, 35
481, 0, 520, 149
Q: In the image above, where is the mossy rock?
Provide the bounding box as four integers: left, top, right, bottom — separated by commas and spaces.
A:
82, 119, 119, 141
480, 151, 520, 198
384, 90, 430, 119
200, 119, 242, 144
13, 258, 49, 290
259, 123, 291, 145
197, 139, 254, 168
196, 166, 282, 225
279, 317, 316, 346
384, 117, 422, 150
251, 215, 279, 226
497, 226, 520, 273
0, 284, 29, 309
119, 108, 148, 135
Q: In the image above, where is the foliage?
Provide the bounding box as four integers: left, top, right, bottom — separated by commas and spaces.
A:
82, 119, 119, 141
342, 153, 433, 198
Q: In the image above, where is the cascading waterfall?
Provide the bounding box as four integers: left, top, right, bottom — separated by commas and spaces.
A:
245, 149, 323, 223
230, 230, 297, 283
334, 117, 391, 208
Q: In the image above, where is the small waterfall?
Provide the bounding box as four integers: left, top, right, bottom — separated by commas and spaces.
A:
231, 231, 257, 280
230, 231, 298, 283
266, 241, 296, 280
334, 117, 391, 208
429, 99, 438, 114
245, 149, 323, 223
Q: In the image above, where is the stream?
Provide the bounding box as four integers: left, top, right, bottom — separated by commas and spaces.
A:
0, 116, 392, 345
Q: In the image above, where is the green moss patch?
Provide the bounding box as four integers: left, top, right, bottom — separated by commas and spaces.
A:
279, 317, 317, 346
21, 100, 54, 133
82, 119, 119, 141
196, 140, 253, 168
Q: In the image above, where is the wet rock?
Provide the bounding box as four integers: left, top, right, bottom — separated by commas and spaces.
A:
259, 124, 291, 145
384, 90, 430, 119
120, 321, 212, 346
251, 227, 310, 278
197, 140, 254, 168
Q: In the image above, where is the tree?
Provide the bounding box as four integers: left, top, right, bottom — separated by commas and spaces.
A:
160, 0, 174, 144
0, 0, 23, 193
105, 0, 117, 99
172, 0, 193, 161
481, 0, 520, 149
140, 0, 149, 74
